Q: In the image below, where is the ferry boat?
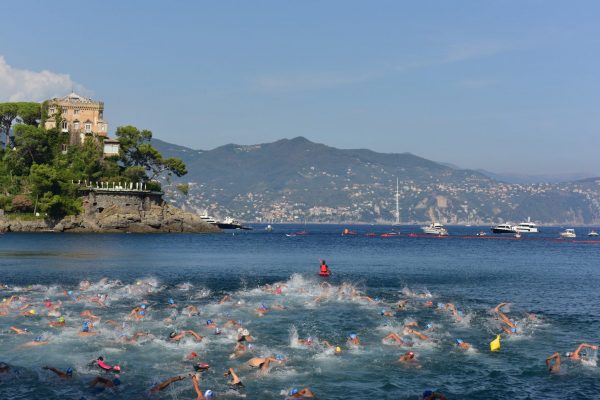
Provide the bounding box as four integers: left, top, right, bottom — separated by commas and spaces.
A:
421, 223, 448, 236
560, 228, 576, 238
514, 219, 539, 233
491, 224, 516, 234
588, 230, 599, 237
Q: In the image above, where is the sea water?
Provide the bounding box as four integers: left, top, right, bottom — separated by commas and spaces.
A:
0, 225, 599, 399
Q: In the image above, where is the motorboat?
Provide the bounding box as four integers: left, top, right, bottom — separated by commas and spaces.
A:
476, 231, 487, 236
491, 224, 516, 234
421, 223, 448, 236
265, 224, 273, 232
588, 230, 599, 237
216, 217, 252, 230
560, 229, 576, 238
514, 219, 539, 233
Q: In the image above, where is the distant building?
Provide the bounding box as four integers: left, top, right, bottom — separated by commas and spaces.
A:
44, 92, 108, 145
103, 138, 120, 157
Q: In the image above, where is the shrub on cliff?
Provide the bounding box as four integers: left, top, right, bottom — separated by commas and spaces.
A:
11, 195, 33, 213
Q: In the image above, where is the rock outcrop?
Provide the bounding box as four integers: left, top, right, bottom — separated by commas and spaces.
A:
0, 190, 221, 233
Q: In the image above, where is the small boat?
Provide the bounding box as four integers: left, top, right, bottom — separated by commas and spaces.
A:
381, 232, 400, 237
365, 233, 378, 237
588, 230, 599, 237
285, 233, 297, 237
491, 224, 516, 234
476, 231, 487, 236
514, 232, 521, 239
560, 229, 576, 238
342, 228, 358, 235
265, 224, 273, 232
421, 223, 448, 236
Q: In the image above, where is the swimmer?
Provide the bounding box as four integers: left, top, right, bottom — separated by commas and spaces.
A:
298, 336, 314, 346
79, 320, 97, 336
423, 300, 434, 308
455, 338, 471, 350
398, 351, 420, 367
546, 352, 561, 373
237, 328, 253, 342
256, 304, 269, 316
128, 305, 146, 321
381, 309, 394, 317
48, 316, 66, 327
224, 367, 243, 386
271, 303, 286, 310
10, 326, 28, 334
150, 375, 186, 393
248, 355, 286, 373
347, 333, 360, 346
89, 375, 121, 389
288, 387, 315, 398
184, 305, 200, 316
405, 328, 429, 341
80, 310, 100, 321
224, 319, 242, 328
96, 356, 121, 372
167, 298, 177, 308
120, 331, 150, 344
23, 336, 48, 347
191, 373, 215, 400
383, 332, 413, 347
206, 319, 217, 329
43, 366, 73, 379
231, 342, 248, 359
423, 390, 447, 400
565, 343, 598, 361
169, 329, 204, 342
219, 294, 232, 304
397, 299, 409, 309
19, 308, 37, 317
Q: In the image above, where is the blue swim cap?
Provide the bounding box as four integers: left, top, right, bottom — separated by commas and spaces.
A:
289, 388, 299, 395
423, 390, 434, 398
35, 336, 42, 342
426, 323, 433, 329
374, 297, 380, 302
206, 319, 213, 325
140, 304, 146, 309
168, 298, 174, 304
380, 309, 386, 315
66, 367, 73, 375
349, 334, 357, 339
510, 327, 517, 333
455, 338, 463, 344
139, 310, 145, 316
204, 389, 215, 399
437, 302, 444, 309
68, 290, 73, 295
275, 354, 284, 360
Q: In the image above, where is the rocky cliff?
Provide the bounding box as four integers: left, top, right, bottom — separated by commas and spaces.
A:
0, 190, 221, 233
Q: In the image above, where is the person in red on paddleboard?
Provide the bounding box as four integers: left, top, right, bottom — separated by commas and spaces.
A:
319, 260, 331, 277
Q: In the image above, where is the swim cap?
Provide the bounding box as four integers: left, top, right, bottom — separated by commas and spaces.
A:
169, 331, 177, 338
455, 339, 463, 344
140, 304, 146, 309
190, 352, 198, 358
242, 329, 250, 337
335, 346, 342, 353
35, 336, 43, 342
275, 354, 285, 361
168, 298, 174, 304
248, 343, 254, 349
215, 328, 221, 335
139, 310, 145, 316
66, 367, 73, 375
423, 390, 434, 398
307, 336, 313, 342
510, 327, 517, 333
565, 352, 572, 357
426, 323, 433, 329
194, 362, 210, 371
237, 327, 243, 334
380, 309, 386, 315
349, 334, 357, 339
289, 388, 299, 395
206, 320, 213, 325
112, 365, 121, 372
58, 316, 65, 323
204, 389, 215, 399
29, 309, 36, 315
68, 290, 73, 295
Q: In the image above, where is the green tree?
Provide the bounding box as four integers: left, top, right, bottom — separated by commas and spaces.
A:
0, 102, 41, 149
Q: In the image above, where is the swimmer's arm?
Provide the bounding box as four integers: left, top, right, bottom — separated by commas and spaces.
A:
574, 343, 598, 356
191, 374, 204, 398
321, 340, 332, 347
186, 330, 204, 341
43, 366, 67, 378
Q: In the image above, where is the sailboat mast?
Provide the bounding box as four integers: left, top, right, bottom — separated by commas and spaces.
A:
395, 177, 400, 225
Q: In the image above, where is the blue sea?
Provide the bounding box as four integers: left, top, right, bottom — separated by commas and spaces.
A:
0, 225, 599, 399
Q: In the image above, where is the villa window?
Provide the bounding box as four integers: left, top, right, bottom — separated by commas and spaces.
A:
101, 124, 106, 132
84, 123, 92, 133
62, 109, 68, 115
61, 121, 68, 131
74, 121, 80, 130
74, 109, 79, 115
49, 107, 56, 114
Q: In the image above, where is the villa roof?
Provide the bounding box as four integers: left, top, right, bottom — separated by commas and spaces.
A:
50, 91, 97, 104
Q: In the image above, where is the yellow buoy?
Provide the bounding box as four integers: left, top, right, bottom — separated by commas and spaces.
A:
490, 334, 501, 352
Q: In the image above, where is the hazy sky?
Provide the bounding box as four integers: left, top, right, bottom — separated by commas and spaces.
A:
1, 1, 599, 175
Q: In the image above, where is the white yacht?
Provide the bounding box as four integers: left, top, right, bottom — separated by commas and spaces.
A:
560, 229, 576, 238
491, 224, 516, 234
588, 230, 599, 237
200, 214, 218, 225
421, 223, 448, 236
514, 218, 539, 233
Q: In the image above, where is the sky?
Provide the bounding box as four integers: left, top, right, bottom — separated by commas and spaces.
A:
1, 1, 599, 176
